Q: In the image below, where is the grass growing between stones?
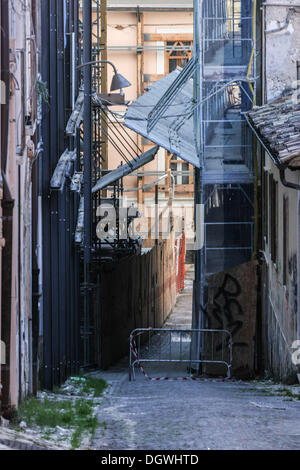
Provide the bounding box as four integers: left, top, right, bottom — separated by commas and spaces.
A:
275, 387, 300, 400
79, 376, 107, 397
13, 375, 107, 449
238, 381, 300, 401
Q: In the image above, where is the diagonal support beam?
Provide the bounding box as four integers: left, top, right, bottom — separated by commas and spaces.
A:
92, 145, 159, 193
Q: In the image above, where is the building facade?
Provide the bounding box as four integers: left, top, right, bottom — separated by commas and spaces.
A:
105, 0, 194, 237
0, 0, 41, 414
249, 0, 300, 383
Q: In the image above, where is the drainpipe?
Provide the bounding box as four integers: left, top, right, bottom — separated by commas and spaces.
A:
279, 169, 300, 191
265, 7, 298, 34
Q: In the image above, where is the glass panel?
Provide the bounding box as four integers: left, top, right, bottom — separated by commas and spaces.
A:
170, 162, 178, 184
182, 163, 189, 185
169, 59, 177, 73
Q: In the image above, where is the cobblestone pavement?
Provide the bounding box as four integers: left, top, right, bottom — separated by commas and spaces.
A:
93, 374, 300, 450
92, 266, 300, 450
0, 427, 63, 450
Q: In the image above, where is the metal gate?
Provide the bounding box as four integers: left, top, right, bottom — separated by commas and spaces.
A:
129, 328, 232, 380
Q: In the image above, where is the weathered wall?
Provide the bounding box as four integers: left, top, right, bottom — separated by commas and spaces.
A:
265, 1, 300, 101
97, 238, 177, 369
262, 1, 300, 382
262, 162, 300, 383
205, 261, 257, 379
1, 0, 40, 413
263, 257, 299, 383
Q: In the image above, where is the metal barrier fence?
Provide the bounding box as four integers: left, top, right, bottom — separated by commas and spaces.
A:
129, 328, 232, 381
175, 233, 185, 294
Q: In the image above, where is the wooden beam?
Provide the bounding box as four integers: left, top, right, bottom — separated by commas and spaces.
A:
144, 33, 193, 42
147, 184, 194, 193
137, 10, 144, 198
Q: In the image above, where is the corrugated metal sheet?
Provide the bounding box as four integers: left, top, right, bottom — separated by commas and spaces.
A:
124, 68, 200, 168
92, 145, 159, 192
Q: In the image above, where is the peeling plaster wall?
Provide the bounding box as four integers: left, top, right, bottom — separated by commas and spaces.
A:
262, 1, 300, 382
263, 161, 300, 382
265, 1, 300, 102
1, 0, 38, 411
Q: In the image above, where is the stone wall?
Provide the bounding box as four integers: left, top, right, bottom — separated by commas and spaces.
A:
265, 1, 300, 102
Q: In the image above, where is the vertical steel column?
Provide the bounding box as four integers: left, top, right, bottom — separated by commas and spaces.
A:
40, 0, 53, 390
57, 0, 67, 385
49, 0, 60, 388
192, 0, 205, 375
83, 0, 92, 366
74, 0, 81, 355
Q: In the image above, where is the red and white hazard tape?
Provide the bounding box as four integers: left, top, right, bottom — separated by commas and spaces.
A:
130, 330, 235, 382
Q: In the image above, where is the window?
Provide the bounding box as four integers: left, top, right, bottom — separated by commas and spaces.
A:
166, 41, 192, 73
140, 34, 194, 195
165, 39, 193, 192
170, 154, 189, 185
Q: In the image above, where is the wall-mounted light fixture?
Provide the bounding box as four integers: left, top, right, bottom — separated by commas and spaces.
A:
77, 59, 131, 93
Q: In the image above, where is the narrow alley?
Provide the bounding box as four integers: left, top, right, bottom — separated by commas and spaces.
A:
90, 266, 300, 451
1, 0, 300, 455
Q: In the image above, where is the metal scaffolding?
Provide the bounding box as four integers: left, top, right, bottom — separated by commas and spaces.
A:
193, 0, 257, 372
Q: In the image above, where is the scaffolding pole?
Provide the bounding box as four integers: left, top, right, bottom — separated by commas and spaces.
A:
192, 0, 256, 375
83, 0, 92, 367
192, 0, 205, 375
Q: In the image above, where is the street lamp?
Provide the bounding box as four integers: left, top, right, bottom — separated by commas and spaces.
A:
77, 59, 131, 93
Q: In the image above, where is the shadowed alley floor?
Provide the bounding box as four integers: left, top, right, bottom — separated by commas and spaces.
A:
90, 265, 300, 450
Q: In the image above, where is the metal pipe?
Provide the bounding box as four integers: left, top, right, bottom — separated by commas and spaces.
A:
192, 0, 204, 376
262, 2, 300, 7
279, 168, 300, 191
49, 0, 60, 389
262, 2, 266, 104
83, 0, 92, 367
77, 59, 117, 74
265, 7, 298, 34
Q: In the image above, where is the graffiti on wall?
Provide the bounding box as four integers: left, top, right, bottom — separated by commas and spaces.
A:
206, 273, 248, 351
206, 261, 257, 378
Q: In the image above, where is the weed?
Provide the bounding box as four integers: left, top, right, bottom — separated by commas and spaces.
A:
79, 376, 107, 397
14, 375, 107, 449
275, 388, 300, 400
17, 397, 75, 428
